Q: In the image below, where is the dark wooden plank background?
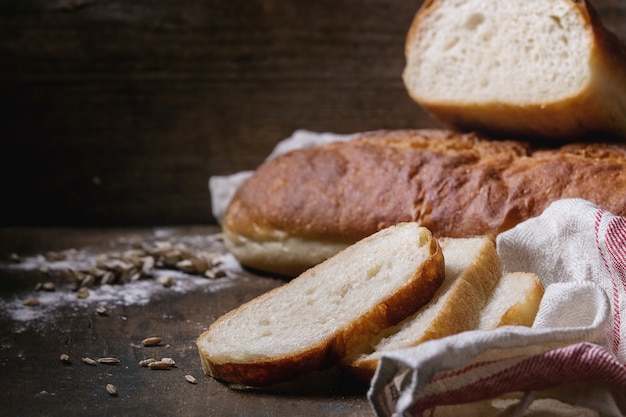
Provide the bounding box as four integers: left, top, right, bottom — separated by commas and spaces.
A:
1, 0, 625, 227
0, 0, 430, 227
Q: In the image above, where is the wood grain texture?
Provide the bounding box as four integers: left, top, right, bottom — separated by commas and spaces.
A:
0, 226, 370, 417
0, 0, 624, 226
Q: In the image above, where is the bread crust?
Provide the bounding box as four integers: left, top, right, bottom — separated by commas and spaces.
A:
198, 224, 445, 387
494, 272, 545, 328
223, 129, 626, 275
403, 0, 626, 141
343, 236, 502, 382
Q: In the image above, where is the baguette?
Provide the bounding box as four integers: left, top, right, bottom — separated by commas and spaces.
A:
342, 236, 502, 381
223, 129, 626, 276
197, 223, 444, 387
403, 0, 626, 141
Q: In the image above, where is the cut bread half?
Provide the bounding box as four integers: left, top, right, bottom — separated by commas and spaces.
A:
479, 272, 544, 329
342, 236, 502, 382
403, 0, 626, 141
197, 223, 445, 386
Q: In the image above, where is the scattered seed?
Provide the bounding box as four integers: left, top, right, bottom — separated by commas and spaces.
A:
148, 361, 172, 370
100, 271, 115, 285
105, 259, 133, 274
98, 357, 120, 365
141, 256, 155, 274
95, 306, 108, 316
89, 267, 105, 278
18, 233, 229, 306
175, 259, 192, 270
160, 357, 176, 366
205, 269, 226, 279
106, 383, 118, 396
162, 252, 182, 267
185, 374, 197, 384
82, 357, 97, 366
139, 358, 157, 367
65, 269, 82, 284
189, 256, 208, 273
60, 353, 71, 364
80, 274, 95, 288
158, 275, 174, 288
141, 337, 162, 347
76, 287, 89, 299
23, 298, 40, 307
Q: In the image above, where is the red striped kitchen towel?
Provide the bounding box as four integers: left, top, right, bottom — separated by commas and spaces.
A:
369, 199, 626, 417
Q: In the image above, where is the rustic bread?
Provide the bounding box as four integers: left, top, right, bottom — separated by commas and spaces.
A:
197, 223, 444, 387
223, 129, 626, 276
479, 272, 544, 330
342, 236, 502, 381
403, 0, 626, 141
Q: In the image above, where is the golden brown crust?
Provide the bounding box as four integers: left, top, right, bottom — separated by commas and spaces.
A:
496, 273, 545, 328
198, 226, 445, 387
343, 236, 502, 383
223, 130, 626, 269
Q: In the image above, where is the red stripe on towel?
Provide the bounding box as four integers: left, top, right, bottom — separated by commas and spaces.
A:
408, 343, 626, 416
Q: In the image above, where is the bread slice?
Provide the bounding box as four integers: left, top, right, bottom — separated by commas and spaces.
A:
479, 272, 544, 329
343, 236, 502, 381
403, 0, 626, 141
197, 223, 445, 386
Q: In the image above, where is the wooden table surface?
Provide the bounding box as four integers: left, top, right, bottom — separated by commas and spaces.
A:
0, 226, 372, 417
1, 1, 625, 416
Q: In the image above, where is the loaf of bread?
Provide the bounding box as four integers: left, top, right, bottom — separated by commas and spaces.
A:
343, 236, 503, 381
197, 223, 444, 387
223, 129, 626, 276
403, 0, 626, 141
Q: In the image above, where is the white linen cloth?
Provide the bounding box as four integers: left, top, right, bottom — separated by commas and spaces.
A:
209, 131, 626, 416
369, 199, 626, 416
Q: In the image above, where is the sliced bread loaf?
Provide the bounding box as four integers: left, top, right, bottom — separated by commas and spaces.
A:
479, 271, 544, 329
403, 0, 626, 141
343, 236, 502, 381
197, 223, 445, 386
